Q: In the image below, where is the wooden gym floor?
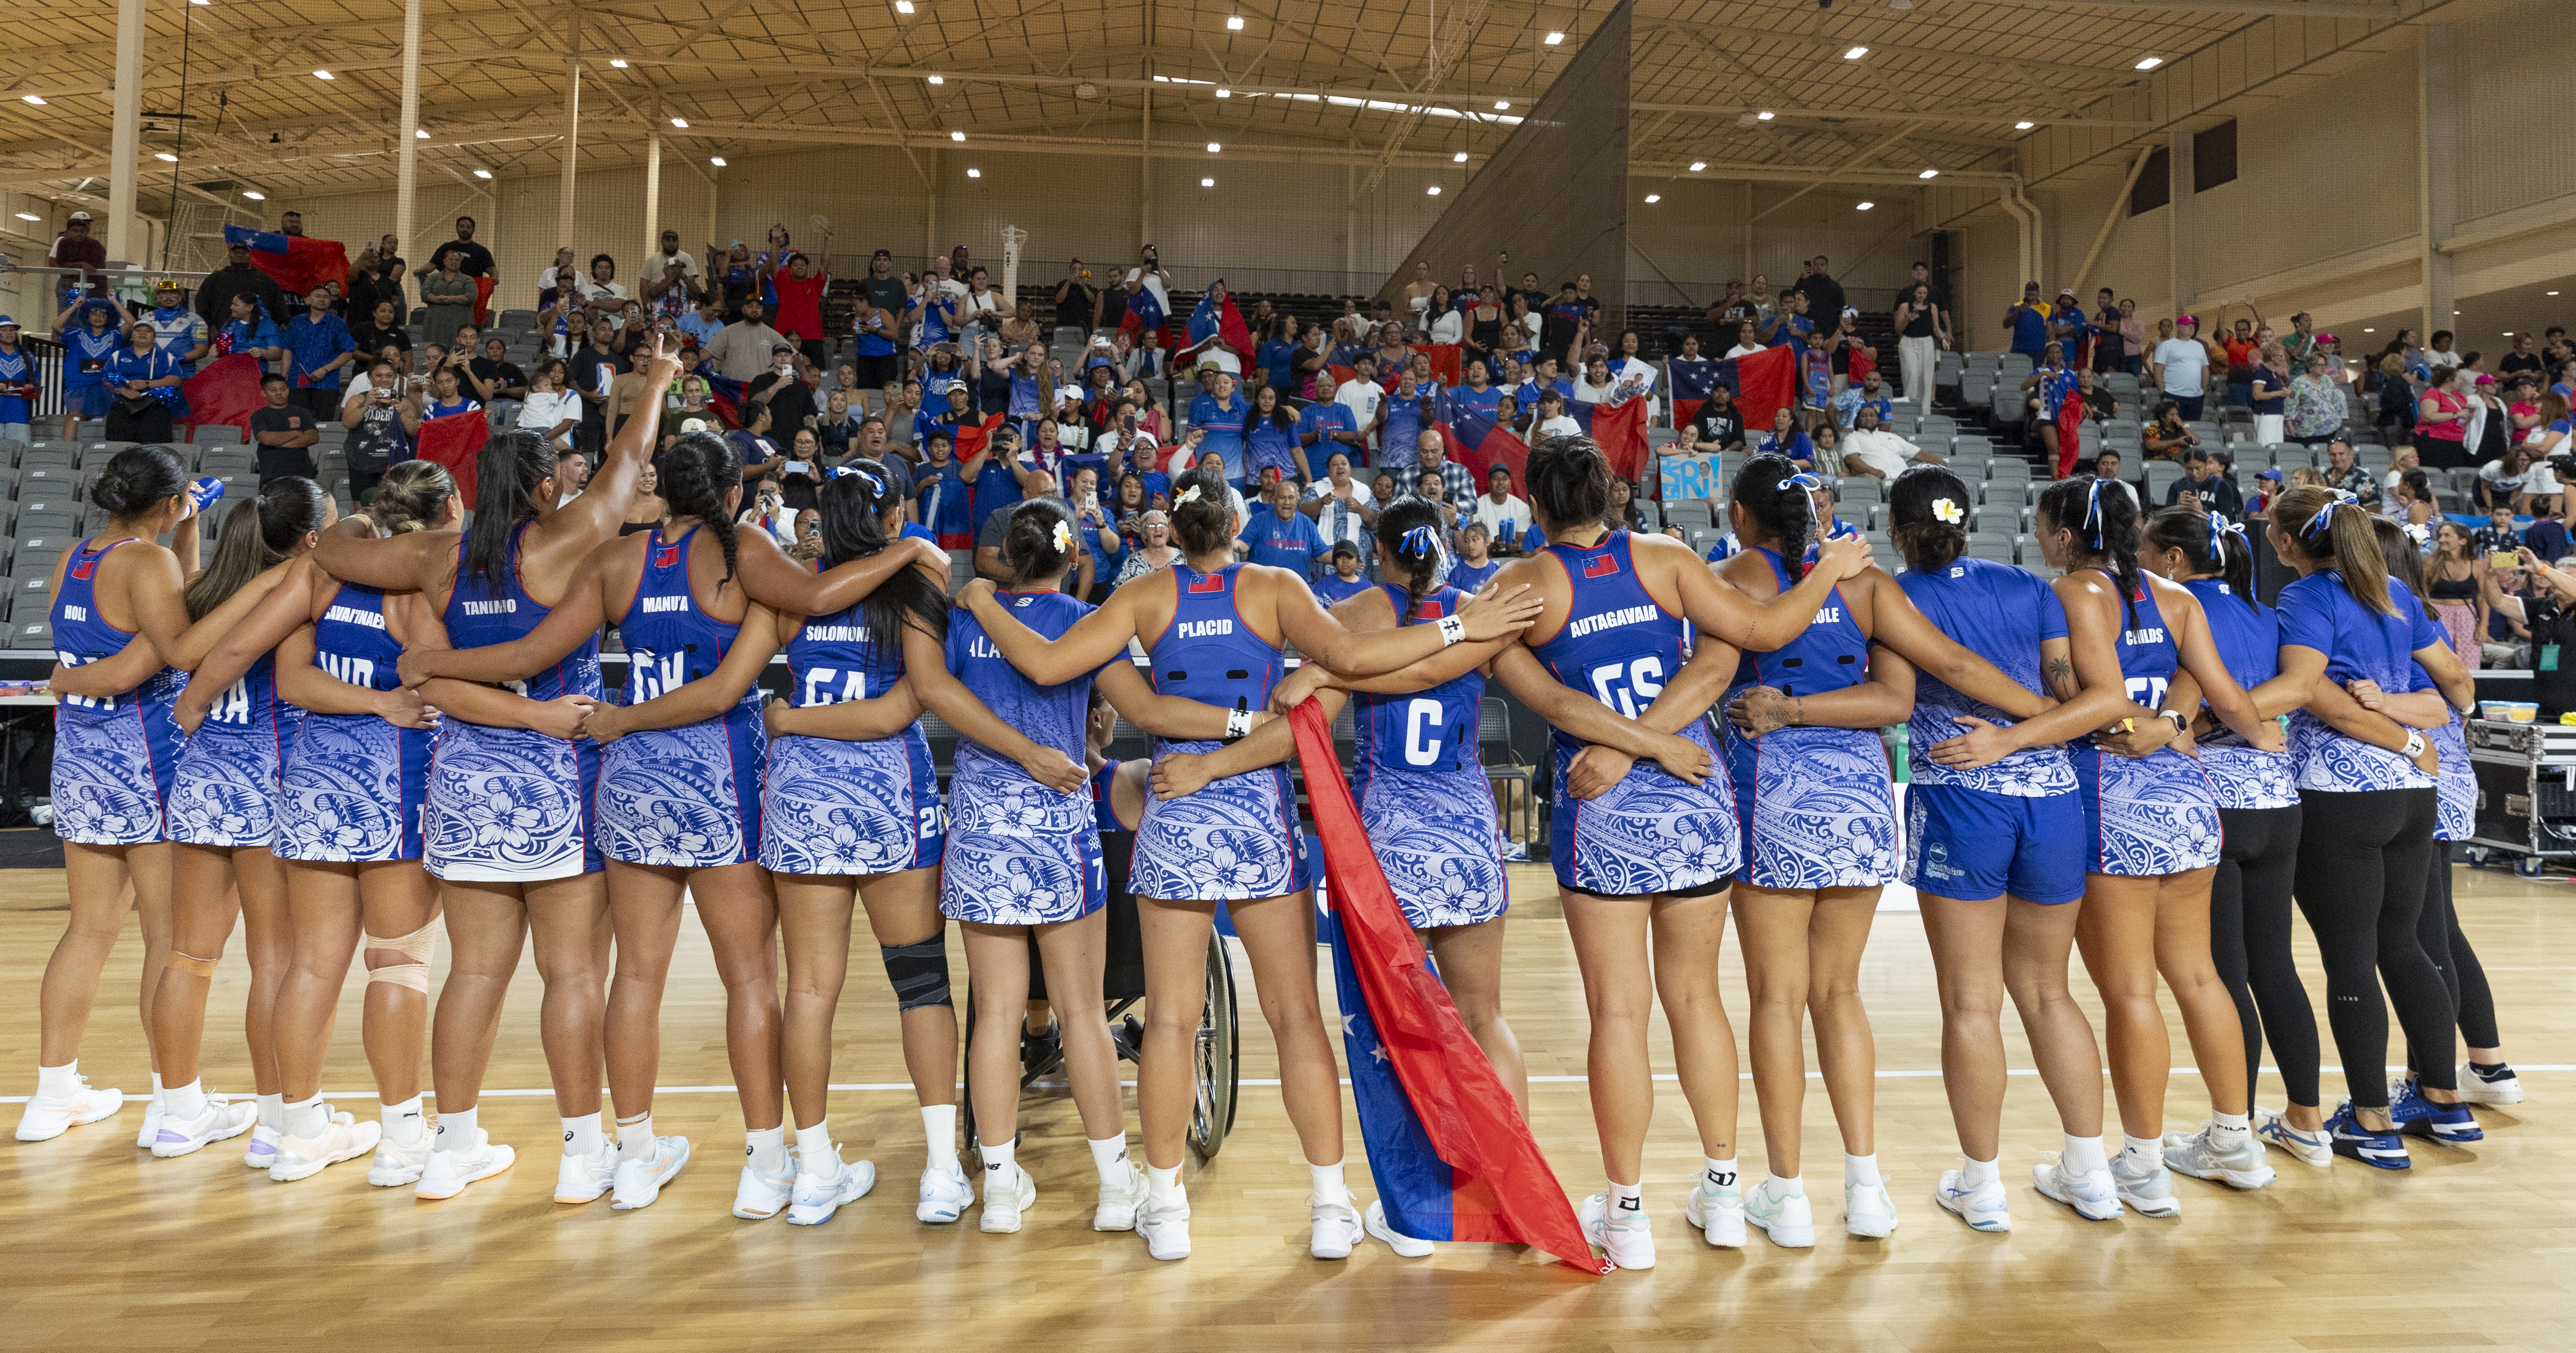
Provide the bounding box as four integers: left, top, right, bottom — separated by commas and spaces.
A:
0, 862, 2567, 1353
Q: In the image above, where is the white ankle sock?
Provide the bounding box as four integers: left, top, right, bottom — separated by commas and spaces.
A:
434, 1107, 478, 1152
561, 1112, 603, 1157
1960, 1154, 2001, 1190
1146, 1163, 1184, 1208
794, 1122, 832, 1164
2062, 1133, 2108, 1174
1089, 1134, 1131, 1186
257, 1093, 285, 1130
1844, 1153, 1880, 1189
2121, 1133, 2162, 1170
1309, 1158, 1351, 1206
1765, 1173, 1805, 1199
36, 1062, 78, 1099
1607, 1177, 1645, 1221
982, 1137, 1017, 1185
747, 1125, 787, 1174
149, 1072, 166, 1108
165, 1079, 207, 1120
2211, 1110, 2251, 1148
1701, 1156, 1739, 1193
922, 1105, 959, 1172
381, 1095, 426, 1147
616, 1113, 653, 1162
283, 1094, 327, 1138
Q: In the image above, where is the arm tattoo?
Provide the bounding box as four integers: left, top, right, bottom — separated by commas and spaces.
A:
2045, 656, 2076, 698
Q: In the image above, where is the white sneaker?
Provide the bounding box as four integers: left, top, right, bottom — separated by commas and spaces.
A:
269, 1111, 383, 1183
1743, 1179, 1815, 1249
242, 1124, 281, 1170
553, 1143, 616, 1204
1138, 1198, 1193, 1261
917, 1163, 975, 1224
2163, 1122, 2276, 1190
1684, 1176, 1747, 1248
733, 1153, 797, 1221
415, 1130, 516, 1200
1093, 1163, 1147, 1232
368, 1135, 431, 1187
2251, 1107, 2333, 1169
1578, 1192, 1657, 1269
133, 1099, 164, 1150
787, 1147, 877, 1226
980, 1164, 1038, 1234
2458, 1063, 2524, 1105
2111, 1152, 2180, 1217
1933, 1170, 2011, 1232
1844, 1178, 1899, 1238
13, 1078, 124, 1142
609, 1136, 692, 1210
1309, 1196, 1365, 1260
151, 1095, 258, 1158
2031, 1157, 2125, 1220
1365, 1199, 1434, 1257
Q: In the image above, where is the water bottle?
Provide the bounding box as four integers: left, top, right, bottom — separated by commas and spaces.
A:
1888, 722, 1911, 784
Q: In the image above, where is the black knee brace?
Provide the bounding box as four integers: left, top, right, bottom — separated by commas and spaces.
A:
880, 938, 953, 1011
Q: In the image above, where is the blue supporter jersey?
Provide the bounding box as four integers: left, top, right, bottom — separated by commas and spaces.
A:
1241, 508, 1327, 578
1897, 556, 2075, 794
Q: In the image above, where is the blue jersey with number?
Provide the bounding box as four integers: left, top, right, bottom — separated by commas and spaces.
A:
1146, 563, 1278, 720
1352, 584, 1482, 775
947, 588, 1102, 780
314, 583, 404, 692
1527, 531, 1685, 756
444, 523, 603, 705
619, 526, 741, 702
2089, 569, 2179, 743
784, 559, 912, 706
1728, 548, 1867, 696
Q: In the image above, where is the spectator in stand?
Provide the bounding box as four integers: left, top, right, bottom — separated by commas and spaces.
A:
1791, 257, 1847, 336
729, 398, 786, 487
1833, 368, 1895, 430
1892, 282, 1949, 406
420, 248, 477, 350
2003, 282, 2054, 361
1753, 407, 1815, 470
1332, 359, 1387, 456
1242, 383, 1306, 483
282, 284, 357, 420
765, 238, 833, 369
420, 363, 481, 424
215, 292, 286, 371
199, 236, 294, 334
2522, 489, 2574, 564
2323, 438, 2382, 507
642, 231, 701, 320
2418, 363, 2475, 470
2089, 451, 2140, 511
1839, 405, 1942, 480
2471, 502, 2522, 559
1540, 282, 1590, 363
2165, 447, 2244, 518
2074, 367, 2117, 423
2148, 314, 2217, 420
2249, 342, 2291, 446
749, 343, 818, 441
1470, 465, 1528, 550
249, 372, 322, 482
1417, 429, 1477, 509
105, 318, 189, 443
1186, 368, 1252, 483
1687, 384, 1744, 451
1240, 476, 1330, 580
2048, 287, 2090, 363
47, 211, 109, 312
515, 358, 579, 451
2285, 352, 2345, 448
2220, 316, 2263, 409
2386, 470, 2438, 533
576, 254, 627, 307
567, 321, 628, 455
704, 296, 789, 383
430, 216, 496, 282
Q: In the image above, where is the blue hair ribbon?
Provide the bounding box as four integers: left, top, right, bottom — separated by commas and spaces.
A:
2303, 488, 2358, 539
1401, 524, 1441, 555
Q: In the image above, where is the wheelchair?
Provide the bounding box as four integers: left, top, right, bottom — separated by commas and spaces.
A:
962, 828, 1240, 1164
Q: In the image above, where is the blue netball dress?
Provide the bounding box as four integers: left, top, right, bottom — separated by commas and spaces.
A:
426, 524, 605, 882
167, 644, 301, 848
1090, 760, 1135, 834
2068, 573, 2223, 875
1129, 563, 1310, 901
275, 584, 433, 862
2275, 572, 2446, 795
1527, 531, 1738, 896
597, 528, 766, 868
1897, 557, 2084, 904
760, 563, 943, 876
49, 538, 187, 845
1721, 549, 1897, 891
2186, 578, 2298, 811
1351, 584, 1506, 928
939, 589, 1108, 926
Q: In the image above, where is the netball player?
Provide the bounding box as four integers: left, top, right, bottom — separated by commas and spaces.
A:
16, 448, 206, 1144
956, 467, 1544, 1263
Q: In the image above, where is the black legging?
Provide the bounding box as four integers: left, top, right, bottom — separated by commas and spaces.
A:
2213, 804, 2317, 1107
2413, 848, 2501, 1065
2290, 787, 2456, 1109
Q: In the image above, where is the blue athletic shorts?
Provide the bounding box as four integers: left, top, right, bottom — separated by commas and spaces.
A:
1901, 782, 2086, 905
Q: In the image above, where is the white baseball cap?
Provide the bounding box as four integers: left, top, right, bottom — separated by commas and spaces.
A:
67, 210, 91, 222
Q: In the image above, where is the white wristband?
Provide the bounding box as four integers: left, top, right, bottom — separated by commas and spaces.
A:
2403, 729, 2426, 758
1225, 708, 1253, 739
1437, 614, 1467, 647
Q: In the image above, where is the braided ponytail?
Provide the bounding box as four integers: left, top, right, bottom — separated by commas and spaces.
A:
1373, 496, 1447, 624
659, 430, 742, 587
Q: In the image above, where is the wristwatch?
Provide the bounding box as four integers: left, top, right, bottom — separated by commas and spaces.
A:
2160, 709, 2190, 737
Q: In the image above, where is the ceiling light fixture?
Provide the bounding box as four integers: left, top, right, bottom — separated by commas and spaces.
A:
609, 59, 628, 69
12, 212, 38, 222
1454, 151, 1468, 162
1844, 45, 1869, 60
966, 168, 981, 178
1857, 200, 1875, 210
20, 95, 44, 105
241, 191, 265, 201
894, 0, 914, 12
1216, 88, 1230, 98
472, 168, 492, 179
1644, 193, 1660, 204
926, 74, 943, 85
2551, 291, 2563, 297
1689, 160, 1707, 171
2014, 120, 2036, 130
1207, 141, 1222, 152
2363, 328, 2375, 333
416, 128, 430, 139
671, 117, 688, 128
1427, 185, 1441, 195
2135, 56, 2162, 70
1494, 101, 1509, 110
1543, 31, 1564, 45
313, 69, 333, 79
1918, 168, 1939, 179
1201, 177, 1216, 187
2504, 331, 2515, 336
951, 130, 966, 141
1756, 110, 1775, 120
154, 152, 177, 162
1227, 15, 1245, 30
709, 157, 725, 167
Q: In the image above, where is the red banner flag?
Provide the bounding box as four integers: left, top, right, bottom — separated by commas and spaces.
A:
223, 226, 350, 300
417, 410, 490, 502
1725, 344, 1798, 444
178, 354, 267, 441
1588, 397, 1651, 484
472, 275, 497, 328
1415, 344, 1463, 388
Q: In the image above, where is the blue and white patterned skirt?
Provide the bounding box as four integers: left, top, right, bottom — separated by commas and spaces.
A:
167, 712, 300, 848
1129, 741, 1309, 902
1548, 722, 1741, 898
1356, 761, 1507, 928
1725, 722, 1898, 891
940, 772, 1104, 925
424, 721, 600, 882
597, 699, 765, 869
50, 671, 187, 848
2071, 742, 2223, 876
272, 711, 431, 863
759, 727, 944, 876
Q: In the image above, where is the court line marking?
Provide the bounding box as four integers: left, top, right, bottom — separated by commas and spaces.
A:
6, 1066, 2560, 1105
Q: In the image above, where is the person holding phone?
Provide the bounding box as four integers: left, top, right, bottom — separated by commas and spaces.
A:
340, 358, 422, 502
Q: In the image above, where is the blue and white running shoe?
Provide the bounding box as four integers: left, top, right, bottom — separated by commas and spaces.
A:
2324, 1104, 2412, 1170
2388, 1080, 2484, 1144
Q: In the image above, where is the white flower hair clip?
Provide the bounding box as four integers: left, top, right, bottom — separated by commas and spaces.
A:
1052, 519, 1076, 553
1176, 485, 1203, 506
1932, 497, 1964, 525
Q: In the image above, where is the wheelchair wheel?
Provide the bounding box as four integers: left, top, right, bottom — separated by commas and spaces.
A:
1188, 931, 1240, 1161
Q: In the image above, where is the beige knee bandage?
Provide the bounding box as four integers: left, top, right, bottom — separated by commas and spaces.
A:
165, 951, 218, 978
363, 920, 440, 993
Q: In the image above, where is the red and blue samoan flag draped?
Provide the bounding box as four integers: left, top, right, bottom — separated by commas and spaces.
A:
1287, 701, 1607, 1273
1433, 389, 1531, 491
693, 364, 749, 426
221, 225, 350, 299
1118, 273, 1171, 339
1184, 287, 1255, 362
1569, 394, 1651, 483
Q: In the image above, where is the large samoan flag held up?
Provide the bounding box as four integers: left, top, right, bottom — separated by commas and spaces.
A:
221, 225, 350, 299
1433, 390, 1532, 492
1569, 394, 1651, 484
1119, 272, 1171, 338
693, 362, 749, 427
1288, 700, 1608, 1273
1670, 344, 1797, 440
417, 409, 491, 501
1184, 286, 1256, 362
